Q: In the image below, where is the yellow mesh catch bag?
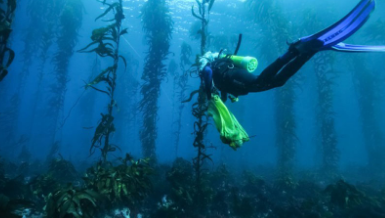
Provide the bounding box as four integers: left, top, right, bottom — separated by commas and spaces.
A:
208, 94, 249, 150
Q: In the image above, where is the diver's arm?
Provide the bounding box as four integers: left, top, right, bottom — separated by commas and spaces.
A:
202, 66, 213, 100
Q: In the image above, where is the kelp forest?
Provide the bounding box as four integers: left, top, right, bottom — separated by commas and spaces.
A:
2, 0, 385, 217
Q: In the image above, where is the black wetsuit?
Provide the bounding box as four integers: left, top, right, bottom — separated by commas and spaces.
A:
201, 0, 384, 100
203, 47, 316, 100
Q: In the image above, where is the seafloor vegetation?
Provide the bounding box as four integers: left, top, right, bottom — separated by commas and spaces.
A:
2, 0, 385, 217
2, 155, 385, 218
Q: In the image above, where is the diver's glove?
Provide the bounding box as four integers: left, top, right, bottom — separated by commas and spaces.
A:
229, 95, 239, 103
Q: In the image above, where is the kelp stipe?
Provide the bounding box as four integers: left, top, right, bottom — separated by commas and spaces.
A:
79, 56, 101, 136
302, 9, 339, 176
247, 0, 297, 177
173, 42, 192, 157
169, 59, 178, 136
49, 0, 83, 147
114, 52, 139, 151
19, 0, 56, 92
29, 0, 63, 138
178, 0, 215, 214
0, 91, 18, 156
140, 0, 173, 163
10, 0, 65, 156
190, 0, 215, 214
0, 0, 17, 157
347, 44, 385, 172
78, 0, 127, 163
0, 0, 16, 82
356, 19, 385, 172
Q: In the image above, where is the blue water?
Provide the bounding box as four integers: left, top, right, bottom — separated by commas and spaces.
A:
1, 0, 385, 216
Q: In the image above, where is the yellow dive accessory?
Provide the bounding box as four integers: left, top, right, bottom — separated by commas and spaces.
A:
229, 55, 258, 73
208, 94, 249, 150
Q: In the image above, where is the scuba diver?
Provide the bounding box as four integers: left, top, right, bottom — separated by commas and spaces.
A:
201, 0, 385, 102
202, 0, 385, 149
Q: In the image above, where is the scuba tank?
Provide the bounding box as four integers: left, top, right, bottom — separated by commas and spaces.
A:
229, 55, 258, 73
216, 52, 258, 73
225, 34, 259, 73
202, 35, 258, 73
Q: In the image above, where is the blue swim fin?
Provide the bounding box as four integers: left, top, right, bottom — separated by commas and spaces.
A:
321, 1, 375, 48
331, 42, 385, 53
295, 0, 375, 52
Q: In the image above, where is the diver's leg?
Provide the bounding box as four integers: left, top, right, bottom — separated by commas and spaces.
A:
270, 52, 315, 88
256, 49, 299, 82
221, 49, 298, 95
246, 51, 315, 92
244, 50, 299, 92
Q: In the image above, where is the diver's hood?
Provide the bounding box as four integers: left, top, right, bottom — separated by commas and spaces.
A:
199, 51, 220, 71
